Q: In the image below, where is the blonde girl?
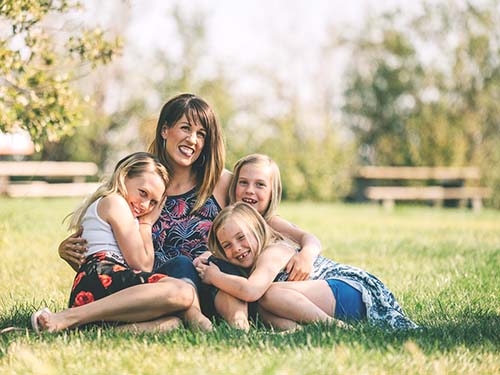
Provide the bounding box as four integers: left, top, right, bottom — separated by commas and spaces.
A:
32, 152, 211, 333
197, 203, 418, 330
228, 154, 322, 281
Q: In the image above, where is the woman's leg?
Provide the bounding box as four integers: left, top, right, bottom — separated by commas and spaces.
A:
35, 278, 194, 332
180, 287, 213, 331
157, 256, 212, 331
214, 291, 250, 331
259, 280, 337, 324
115, 316, 182, 333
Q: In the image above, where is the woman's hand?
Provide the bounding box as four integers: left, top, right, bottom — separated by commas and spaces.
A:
58, 227, 87, 272
285, 250, 313, 281
195, 260, 221, 285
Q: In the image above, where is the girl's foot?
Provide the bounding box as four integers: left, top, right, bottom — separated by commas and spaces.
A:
182, 308, 213, 332
31, 308, 52, 333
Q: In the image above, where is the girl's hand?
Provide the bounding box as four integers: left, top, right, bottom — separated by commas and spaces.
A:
58, 227, 87, 271
193, 251, 211, 267
138, 197, 165, 226
285, 251, 313, 281
195, 261, 220, 285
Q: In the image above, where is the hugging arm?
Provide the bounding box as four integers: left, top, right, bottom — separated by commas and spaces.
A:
196, 245, 292, 302
58, 227, 87, 272
268, 216, 322, 281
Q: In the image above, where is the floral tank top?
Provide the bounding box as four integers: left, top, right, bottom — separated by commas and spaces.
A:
152, 187, 221, 271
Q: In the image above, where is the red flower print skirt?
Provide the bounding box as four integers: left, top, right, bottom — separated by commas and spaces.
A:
68, 251, 168, 308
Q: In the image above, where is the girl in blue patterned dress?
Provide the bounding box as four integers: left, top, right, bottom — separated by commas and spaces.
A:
32, 152, 211, 333
196, 202, 418, 330
57, 94, 247, 327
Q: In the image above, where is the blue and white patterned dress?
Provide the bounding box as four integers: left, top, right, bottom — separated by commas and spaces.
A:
275, 255, 418, 330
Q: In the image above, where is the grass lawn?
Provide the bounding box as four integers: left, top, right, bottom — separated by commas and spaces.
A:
0, 198, 499, 374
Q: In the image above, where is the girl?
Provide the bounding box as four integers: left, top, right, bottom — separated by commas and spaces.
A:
32, 152, 212, 333
228, 154, 322, 281
57, 94, 244, 327
196, 202, 418, 330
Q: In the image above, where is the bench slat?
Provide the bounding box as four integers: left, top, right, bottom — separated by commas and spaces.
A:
7, 182, 100, 197
365, 186, 491, 200
358, 166, 480, 180
0, 161, 98, 176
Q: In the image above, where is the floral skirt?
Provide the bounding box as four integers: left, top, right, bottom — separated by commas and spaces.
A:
68, 251, 168, 308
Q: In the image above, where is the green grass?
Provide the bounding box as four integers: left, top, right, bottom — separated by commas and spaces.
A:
1, 198, 499, 374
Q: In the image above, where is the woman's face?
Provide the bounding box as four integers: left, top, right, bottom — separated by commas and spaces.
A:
124, 170, 165, 218
161, 114, 207, 169
216, 217, 258, 268
234, 163, 273, 215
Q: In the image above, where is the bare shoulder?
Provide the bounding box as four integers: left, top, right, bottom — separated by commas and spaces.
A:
263, 242, 295, 259
256, 243, 295, 269
98, 193, 129, 222
219, 169, 232, 187
214, 169, 233, 207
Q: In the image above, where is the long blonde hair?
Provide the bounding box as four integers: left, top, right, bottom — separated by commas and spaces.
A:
209, 202, 284, 272
149, 93, 225, 213
68, 152, 169, 231
228, 154, 282, 221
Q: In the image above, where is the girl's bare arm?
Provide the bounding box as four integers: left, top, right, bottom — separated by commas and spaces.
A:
197, 245, 294, 302
268, 216, 322, 281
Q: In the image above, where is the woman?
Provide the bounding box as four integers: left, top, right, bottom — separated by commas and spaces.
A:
196, 202, 419, 330
58, 93, 244, 328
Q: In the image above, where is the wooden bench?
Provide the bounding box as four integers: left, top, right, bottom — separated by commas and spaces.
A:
357, 166, 491, 211
0, 161, 100, 197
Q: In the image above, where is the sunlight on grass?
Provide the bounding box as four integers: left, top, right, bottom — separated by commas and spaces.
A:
1, 198, 499, 374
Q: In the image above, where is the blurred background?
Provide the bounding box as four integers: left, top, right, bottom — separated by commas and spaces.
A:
1, 0, 499, 207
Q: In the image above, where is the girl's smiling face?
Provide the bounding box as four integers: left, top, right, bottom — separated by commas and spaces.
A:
234, 163, 273, 215
216, 217, 258, 268
124, 170, 165, 218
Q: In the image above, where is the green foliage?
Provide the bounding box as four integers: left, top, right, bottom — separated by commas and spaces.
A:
1, 198, 499, 373
0, 0, 121, 148
343, 1, 500, 206
256, 116, 355, 201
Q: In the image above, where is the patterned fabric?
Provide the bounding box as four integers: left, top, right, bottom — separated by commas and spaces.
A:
68, 251, 168, 308
275, 255, 418, 330
152, 188, 221, 271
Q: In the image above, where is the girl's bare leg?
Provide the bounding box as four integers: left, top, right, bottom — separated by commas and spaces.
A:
115, 316, 182, 333
180, 288, 213, 331
35, 278, 194, 332
214, 291, 249, 331
257, 305, 301, 332
259, 280, 338, 324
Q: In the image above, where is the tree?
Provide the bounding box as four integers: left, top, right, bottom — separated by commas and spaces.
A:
0, 0, 121, 149
342, 1, 500, 206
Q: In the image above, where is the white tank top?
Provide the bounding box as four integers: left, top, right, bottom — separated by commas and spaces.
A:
83, 197, 124, 257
